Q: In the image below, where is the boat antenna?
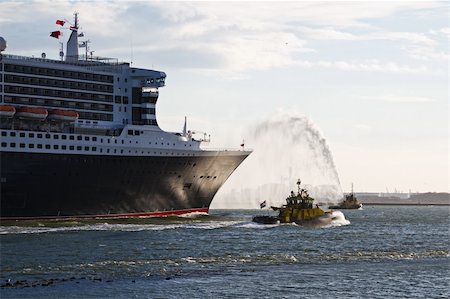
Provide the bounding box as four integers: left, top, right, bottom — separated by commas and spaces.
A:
130, 38, 134, 66
182, 116, 187, 137
297, 179, 301, 195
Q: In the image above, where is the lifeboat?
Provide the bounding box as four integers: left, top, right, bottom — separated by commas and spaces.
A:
47, 110, 79, 122
0, 105, 16, 118
16, 107, 48, 120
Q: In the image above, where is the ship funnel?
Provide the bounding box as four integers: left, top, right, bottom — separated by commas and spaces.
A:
65, 13, 79, 61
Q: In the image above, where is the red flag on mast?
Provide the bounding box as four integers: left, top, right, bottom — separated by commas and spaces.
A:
50, 31, 61, 39
56, 20, 65, 26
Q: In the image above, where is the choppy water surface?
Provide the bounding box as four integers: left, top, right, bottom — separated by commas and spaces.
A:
1, 206, 449, 298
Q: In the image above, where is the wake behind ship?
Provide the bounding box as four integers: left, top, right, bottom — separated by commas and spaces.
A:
0, 14, 251, 219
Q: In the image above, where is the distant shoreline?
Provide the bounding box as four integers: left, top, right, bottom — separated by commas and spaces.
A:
361, 203, 450, 206
357, 192, 449, 206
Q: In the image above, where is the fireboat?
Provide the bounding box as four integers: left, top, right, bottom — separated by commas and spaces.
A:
252, 179, 334, 225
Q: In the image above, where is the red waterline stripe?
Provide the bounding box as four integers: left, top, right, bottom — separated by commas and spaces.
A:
0, 207, 210, 221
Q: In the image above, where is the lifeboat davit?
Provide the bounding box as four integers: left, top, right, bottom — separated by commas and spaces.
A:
48, 110, 79, 122
0, 105, 16, 118
16, 107, 48, 120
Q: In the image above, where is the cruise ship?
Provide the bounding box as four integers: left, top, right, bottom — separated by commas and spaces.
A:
0, 14, 251, 219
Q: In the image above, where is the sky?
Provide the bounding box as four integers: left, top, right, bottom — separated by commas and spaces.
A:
0, 0, 448, 195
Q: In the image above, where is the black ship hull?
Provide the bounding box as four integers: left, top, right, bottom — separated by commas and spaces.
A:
0, 151, 249, 219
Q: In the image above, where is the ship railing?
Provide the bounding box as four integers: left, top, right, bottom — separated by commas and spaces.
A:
201, 147, 253, 152
1, 54, 127, 72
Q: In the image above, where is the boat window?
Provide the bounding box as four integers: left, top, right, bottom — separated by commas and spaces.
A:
54, 135, 59, 140
93, 137, 97, 141
1, 142, 6, 147
45, 134, 51, 139
85, 146, 89, 151
19, 133, 25, 137
37, 133, 43, 138
69, 136, 75, 140
54, 145, 59, 149
62, 145, 67, 150
62, 135, 67, 140
45, 144, 50, 149
1, 132, 6, 137
92, 147, 97, 151
10, 142, 16, 147
10, 132, 16, 137
77, 146, 82, 150
29, 133, 35, 138
37, 144, 42, 149
69, 146, 74, 150
28, 144, 34, 149
77, 136, 82, 141
85, 136, 89, 141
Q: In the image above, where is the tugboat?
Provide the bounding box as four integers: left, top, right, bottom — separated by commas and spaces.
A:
329, 183, 362, 209
252, 179, 328, 225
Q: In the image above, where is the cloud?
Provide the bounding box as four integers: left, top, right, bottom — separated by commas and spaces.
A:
353, 124, 372, 130
438, 27, 450, 37
362, 95, 436, 103
0, 0, 446, 77
293, 59, 429, 74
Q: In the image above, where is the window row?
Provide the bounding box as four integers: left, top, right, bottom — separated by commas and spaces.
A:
4, 64, 114, 83
2, 132, 127, 144
114, 95, 129, 104
2, 131, 100, 141
0, 142, 195, 156
4, 96, 113, 112
2, 131, 195, 150
4, 85, 113, 102
142, 119, 158, 126
5, 74, 113, 93
132, 88, 158, 104
141, 108, 156, 114
1, 142, 97, 151
78, 111, 113, 121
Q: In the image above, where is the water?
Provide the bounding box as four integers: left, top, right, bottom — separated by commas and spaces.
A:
1, 206, 449, 298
